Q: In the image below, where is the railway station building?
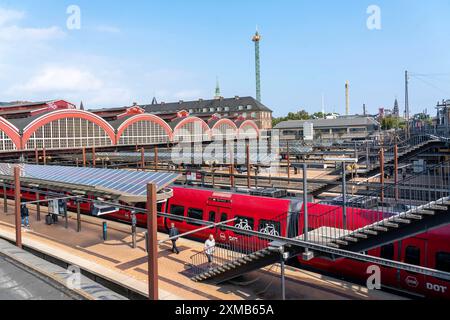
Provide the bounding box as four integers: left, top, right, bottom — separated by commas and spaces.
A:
274, 116, 380, 142
0, 98, 263, 153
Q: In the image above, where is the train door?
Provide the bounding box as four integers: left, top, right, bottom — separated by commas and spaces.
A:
399, 238, 427, 296
425, 237, 450, 299
204, 204, 229, 242
206, 193, 233, 242
376, 243, 400, 289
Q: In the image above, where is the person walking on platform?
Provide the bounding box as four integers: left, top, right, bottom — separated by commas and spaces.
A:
204, 234, 216, 270
169, 223, 180, 254
21, 204, 30, 229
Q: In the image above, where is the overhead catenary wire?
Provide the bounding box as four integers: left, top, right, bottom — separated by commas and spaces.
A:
409, 73, 450, 97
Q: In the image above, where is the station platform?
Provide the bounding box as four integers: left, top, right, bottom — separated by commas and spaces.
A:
0, 250, 74, 300
0, 238, 126, 300
0, 199, 405, 300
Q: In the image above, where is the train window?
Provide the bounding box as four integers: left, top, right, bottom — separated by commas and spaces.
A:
208, 211, 216, 223
157, 203, 163, 213
187, 208, 204, 226
234, 216, 254, 235
258, 220, 281, 236
435, 252, 450, 272
170, 205, 185, 222
405, 246, 421, 266
219, 213, 228, 231
380, 244, 395, 260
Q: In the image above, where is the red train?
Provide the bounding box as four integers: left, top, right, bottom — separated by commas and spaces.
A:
6, 184, 450, 299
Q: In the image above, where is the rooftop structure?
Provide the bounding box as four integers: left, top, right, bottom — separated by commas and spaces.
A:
274, 116, 380, 141
0, 98, 262, 153
0, 163, 179, 202
139, 96, 272, 129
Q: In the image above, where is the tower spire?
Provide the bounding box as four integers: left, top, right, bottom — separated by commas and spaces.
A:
214, 76, 221, 99
393, 97, 399, 117
252, 28, 262, 102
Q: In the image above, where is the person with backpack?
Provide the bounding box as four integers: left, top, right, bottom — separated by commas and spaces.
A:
21, 204, 30, 229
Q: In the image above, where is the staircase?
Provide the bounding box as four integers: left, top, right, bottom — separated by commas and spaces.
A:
190, 161, 450, 284
190, 211, 302, 284
306, 160, 450, 254
191, 241, 297, 283
363, 138, 440, 177
324, 197, 450, 253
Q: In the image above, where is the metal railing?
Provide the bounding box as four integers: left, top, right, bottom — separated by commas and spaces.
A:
189, 233, 271, 277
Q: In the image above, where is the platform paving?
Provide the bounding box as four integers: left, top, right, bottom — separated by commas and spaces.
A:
0, 238, 127, 300
0, 199, 405, 300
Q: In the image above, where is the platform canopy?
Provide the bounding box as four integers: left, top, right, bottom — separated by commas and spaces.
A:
0, 163, 180, 203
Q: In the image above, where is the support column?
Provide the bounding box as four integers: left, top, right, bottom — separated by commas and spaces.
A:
366, 142, 370, 170
147, 183, 158, 300
82, 147, 86, 167
280, 251, 286, 301
141, 148, 145, 171
342, 162, 347, 229
14, 167, 22, 249
246, 142, 251, 188
43, 148, 46, 165
303, 164, 308, 239
301, 163, 313, 260
131, 212, 137, 249
394, 144, 399, 201
76, 200, 81, 232
229, 148, 235, 188
380, 148, 385, 202
287, 140, 291, 182
154, 146, 159, 172
92, 147, 96, 168
3, 182, 7, 214
35, 148, 39, 165
36, 191, 41, 221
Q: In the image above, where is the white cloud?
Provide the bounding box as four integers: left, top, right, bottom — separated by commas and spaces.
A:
11, 67, 103, 93
0, 25, 64, 42
0, 6, 64, 43
0, 7, 24, 26
0, 6, 203, 109
5, 66, 132, 107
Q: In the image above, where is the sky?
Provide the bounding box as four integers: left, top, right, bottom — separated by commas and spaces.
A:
0, 0, 449, 117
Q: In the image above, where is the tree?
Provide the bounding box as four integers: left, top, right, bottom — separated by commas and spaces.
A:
272, 109, 311, 127
381, 116, 405, 130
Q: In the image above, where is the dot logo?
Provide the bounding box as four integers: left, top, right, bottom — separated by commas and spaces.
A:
405, 276, 419, 288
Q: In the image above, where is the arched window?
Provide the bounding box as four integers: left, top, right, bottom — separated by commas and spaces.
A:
173, 117, 211, 143
117, 115, 172, 146
0, 130, 17, 151
23, 110, 115, 150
